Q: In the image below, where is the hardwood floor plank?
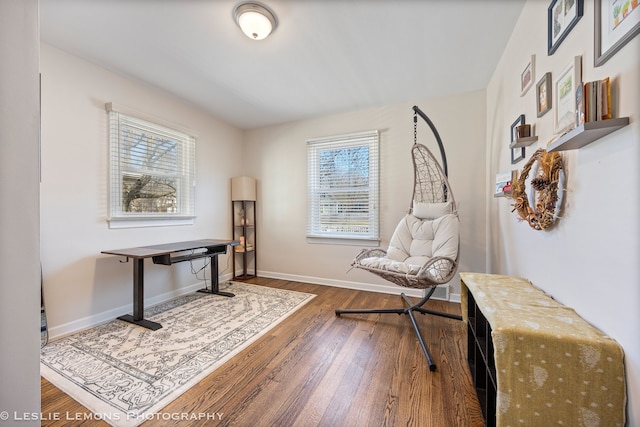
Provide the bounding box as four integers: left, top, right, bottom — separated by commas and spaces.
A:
41, 277, 484, 426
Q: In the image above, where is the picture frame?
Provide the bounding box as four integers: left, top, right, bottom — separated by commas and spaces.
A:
520, 55, 535, 96
595, 0, 640, 67
548, 0, 584, 55
495, 170, 517, 197
554, 56, 581, 134
536, 72, 552, 117
510, 114, 526, 164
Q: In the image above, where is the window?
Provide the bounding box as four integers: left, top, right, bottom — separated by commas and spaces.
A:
107, 103, 196, 228
307, 130, 379, 244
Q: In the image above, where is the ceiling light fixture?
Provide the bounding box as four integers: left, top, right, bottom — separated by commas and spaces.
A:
233, 2, 278, 41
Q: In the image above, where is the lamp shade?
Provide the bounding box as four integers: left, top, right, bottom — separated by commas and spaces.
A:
231, 176, 257, 201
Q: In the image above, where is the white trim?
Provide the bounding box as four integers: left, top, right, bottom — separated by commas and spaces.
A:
47, 272, 233, 340
105, 102, 198, 138
108, 216, 195, 229
259, 270, 456, 302
47, 271, 459, 340
306, 236, 380, 246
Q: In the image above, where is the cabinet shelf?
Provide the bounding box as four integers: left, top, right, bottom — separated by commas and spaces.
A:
467, 291, 497, 426
548, 117, 629, 152
509, 135, 538, 148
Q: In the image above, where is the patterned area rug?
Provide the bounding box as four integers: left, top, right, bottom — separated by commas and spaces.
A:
41, 282, 315, 427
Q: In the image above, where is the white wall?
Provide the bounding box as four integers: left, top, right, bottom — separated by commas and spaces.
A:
243, 94, 487, 298
40, 44, 245, 337
0, 0, 40, 423
486, 0, 640, 424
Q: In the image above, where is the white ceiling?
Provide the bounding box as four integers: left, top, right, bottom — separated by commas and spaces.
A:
39, 0, 525, 130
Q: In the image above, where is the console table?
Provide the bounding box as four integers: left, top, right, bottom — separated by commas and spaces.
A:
102, 239, 238, 331
460, 272, 626, 426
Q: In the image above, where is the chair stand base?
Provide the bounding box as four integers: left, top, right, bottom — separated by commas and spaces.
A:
335, 292, 462, 372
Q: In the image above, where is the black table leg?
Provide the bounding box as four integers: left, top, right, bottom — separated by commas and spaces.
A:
118, 258, 162, 330
198, 254, 234, 297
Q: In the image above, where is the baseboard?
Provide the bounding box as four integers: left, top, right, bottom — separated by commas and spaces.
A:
47, 271, 459, 340
48, 272, 234, 340
258, 270, 455, 302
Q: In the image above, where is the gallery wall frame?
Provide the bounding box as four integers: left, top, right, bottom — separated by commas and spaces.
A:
548, 0, 584, 55
554, 56, 582, 133
520, 55, 535, 96
510, 114, 526, 164
536, 72, 552, 117
595, 0, 640, 66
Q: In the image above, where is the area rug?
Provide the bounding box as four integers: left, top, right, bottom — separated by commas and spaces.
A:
41, 282, 315, 427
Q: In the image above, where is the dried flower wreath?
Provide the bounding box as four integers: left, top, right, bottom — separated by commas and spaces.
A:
511, 148, 565, 230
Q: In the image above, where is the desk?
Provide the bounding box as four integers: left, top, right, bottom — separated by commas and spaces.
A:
102, 239, 238, 330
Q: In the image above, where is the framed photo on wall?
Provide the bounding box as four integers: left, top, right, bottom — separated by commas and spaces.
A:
520, 55, 535, 96
510, 114, 526, 164
536, 72, 552, 117
595, 0, 640, 66
548, 0, 584, 55
554, 56, 581, 133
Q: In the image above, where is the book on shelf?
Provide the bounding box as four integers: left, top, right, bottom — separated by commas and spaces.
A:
576, 83, 584, 126
577, 77, 611, 126
602, 77, 611, 120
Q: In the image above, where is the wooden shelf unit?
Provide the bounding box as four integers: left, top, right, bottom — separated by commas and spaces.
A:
232, 200, 256, 280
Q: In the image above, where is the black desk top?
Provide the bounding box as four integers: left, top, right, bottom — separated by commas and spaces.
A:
102, 239, 239, 259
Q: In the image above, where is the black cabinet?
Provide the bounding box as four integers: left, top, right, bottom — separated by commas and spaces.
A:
467, 291, 496, 426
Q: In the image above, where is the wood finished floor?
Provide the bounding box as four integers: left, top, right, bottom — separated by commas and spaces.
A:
41, 277, 484, 427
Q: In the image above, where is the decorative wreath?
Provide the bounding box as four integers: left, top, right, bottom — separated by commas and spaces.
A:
511, 148, 565, 230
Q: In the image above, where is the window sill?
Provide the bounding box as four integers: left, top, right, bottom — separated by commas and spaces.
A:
306, 236, 380, 247
108, 216, 195, 229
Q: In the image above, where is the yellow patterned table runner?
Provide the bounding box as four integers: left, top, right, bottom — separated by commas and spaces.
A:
460, 272, 626, 427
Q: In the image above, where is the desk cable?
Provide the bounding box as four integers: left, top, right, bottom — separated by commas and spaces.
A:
188, 250, 232, 291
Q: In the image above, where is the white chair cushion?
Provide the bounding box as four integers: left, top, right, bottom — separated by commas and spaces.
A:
359, 257, 423, 275
387, 214, 458, 262
412, 201, 453, 219
358, 214, 459, 280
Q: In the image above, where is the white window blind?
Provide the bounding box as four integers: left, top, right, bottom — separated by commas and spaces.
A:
107, 104, 196, 228
307, 130, 379, 243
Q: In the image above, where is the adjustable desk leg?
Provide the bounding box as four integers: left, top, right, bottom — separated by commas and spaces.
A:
118, 258, 163, 330
198, 254, 234, 297
133, 258, 144, 320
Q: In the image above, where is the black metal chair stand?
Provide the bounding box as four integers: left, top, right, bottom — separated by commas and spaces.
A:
335, 287, 462, 371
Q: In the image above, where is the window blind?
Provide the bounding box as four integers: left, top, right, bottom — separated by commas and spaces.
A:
107, 106, 196, 226
307, 130, 379, 242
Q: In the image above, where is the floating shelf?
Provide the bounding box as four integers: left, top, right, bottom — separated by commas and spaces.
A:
509, 136, 538, 149
494, 192, 513, 199
547, 117, 629, 152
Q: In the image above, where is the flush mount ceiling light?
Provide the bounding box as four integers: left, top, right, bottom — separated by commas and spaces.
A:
233, 2, 278, 40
